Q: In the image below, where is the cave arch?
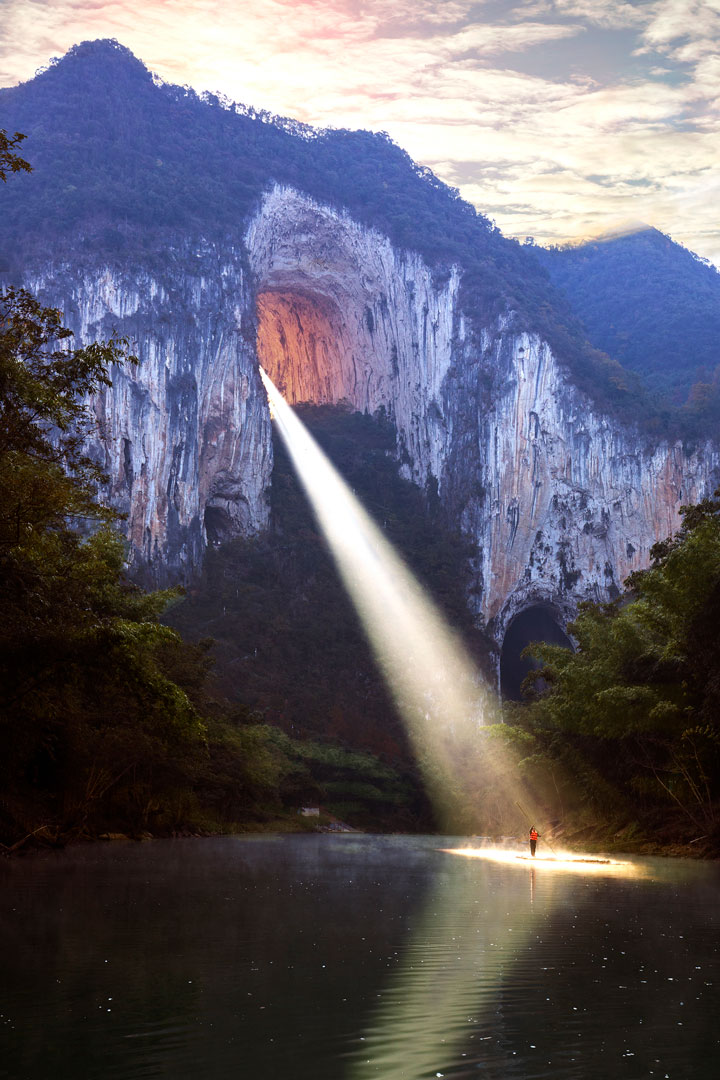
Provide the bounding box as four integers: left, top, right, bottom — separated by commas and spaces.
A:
500, 604, 572, 701
256, 288, 365, 406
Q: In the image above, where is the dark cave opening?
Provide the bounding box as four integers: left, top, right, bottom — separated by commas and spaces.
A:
204, 505, 233, 547
500, 604, 572, 701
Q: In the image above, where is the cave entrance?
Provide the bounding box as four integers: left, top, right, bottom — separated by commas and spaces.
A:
256, 288, 353, 407
500, 604, 572, 701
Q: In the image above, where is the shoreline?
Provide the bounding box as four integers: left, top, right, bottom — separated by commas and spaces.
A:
4, 819, 719, 861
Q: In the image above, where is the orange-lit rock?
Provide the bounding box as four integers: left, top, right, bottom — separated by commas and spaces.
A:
256, 290, 354, 406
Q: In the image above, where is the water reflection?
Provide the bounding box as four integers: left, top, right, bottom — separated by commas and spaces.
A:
1, 836, 718, 1080
344, 842, 713, 1079
345, 844, 639, 1079
345, 852, 535, 1079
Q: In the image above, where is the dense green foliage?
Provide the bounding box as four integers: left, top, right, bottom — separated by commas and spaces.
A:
0, 292, 425, 848
0, 39, 657, 428
0, 287, 213, 844
506, 492, 720, 847
538, 230, 720, 433
168, 404, 492, 769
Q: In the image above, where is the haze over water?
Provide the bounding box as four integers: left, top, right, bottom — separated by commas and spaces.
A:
1, 835, 718, 1080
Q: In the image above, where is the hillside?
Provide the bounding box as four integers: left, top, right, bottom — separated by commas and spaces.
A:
538, 229, 720, 426
0, 38, 654, 428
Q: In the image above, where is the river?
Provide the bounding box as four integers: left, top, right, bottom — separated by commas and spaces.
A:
1, 835, 718, 1078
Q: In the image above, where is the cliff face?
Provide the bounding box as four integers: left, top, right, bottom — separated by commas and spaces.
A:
27, 246, 272, 581
25, 185, 720, 640
248, 185, 458, 489
247, 186, 720, 640
444, 326, 720, 639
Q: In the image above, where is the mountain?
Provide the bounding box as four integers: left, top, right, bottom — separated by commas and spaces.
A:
0, 39, 644, 417
2, 39, 719, 689
537, 228, 720, 409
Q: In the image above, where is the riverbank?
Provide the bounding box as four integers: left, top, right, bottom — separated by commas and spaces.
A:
4, 815, 719, 859
548, 821, 720, 860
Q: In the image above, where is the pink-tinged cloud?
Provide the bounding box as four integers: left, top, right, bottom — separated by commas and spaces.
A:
0, 0, 718, 266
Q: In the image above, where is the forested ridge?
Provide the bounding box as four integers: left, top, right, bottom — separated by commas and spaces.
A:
0, 37, 682, 434
538, 230, 720, 437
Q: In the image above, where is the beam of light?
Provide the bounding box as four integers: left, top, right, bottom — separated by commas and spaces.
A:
260, 366, 509, 829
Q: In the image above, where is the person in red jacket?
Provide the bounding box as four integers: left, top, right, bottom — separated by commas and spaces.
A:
529, 826, 539, 857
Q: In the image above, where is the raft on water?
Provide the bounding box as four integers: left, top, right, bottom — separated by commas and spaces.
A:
515, 854, 611, 865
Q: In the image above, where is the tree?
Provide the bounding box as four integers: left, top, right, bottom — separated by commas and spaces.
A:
0, 129, 31, 183
516, 492, 720, 835
0, 287, 210, 842
0, 286, 135, 546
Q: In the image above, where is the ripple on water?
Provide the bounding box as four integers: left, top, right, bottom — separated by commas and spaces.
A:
0, 836, 718, 1080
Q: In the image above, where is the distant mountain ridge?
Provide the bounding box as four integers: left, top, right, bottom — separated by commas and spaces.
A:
1, 38, 718, 652
537, 228, 720, 409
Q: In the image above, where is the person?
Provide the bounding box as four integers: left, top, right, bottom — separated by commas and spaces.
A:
529, 826, 539, 857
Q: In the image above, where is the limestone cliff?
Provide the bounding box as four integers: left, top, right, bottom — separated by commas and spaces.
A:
27, 245, 271, 580
25, 185, 720, 642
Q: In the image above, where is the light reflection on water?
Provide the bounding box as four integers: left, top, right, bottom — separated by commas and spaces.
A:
443, 845, 644, 876
1, 835, 718, 1080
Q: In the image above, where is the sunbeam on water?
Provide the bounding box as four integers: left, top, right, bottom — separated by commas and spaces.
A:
441, 845, 642, 878
259, 368, 526, 829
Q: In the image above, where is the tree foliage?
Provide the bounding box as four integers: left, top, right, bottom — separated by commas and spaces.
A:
538, 229, 720, 435
512, 492, 720, 839
0, 286, 209, 842
0, 129, 31, 183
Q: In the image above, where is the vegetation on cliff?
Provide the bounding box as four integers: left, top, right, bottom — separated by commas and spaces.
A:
505, 491, 720, 852
0, 38, 673, 434
538, 229, 720, 437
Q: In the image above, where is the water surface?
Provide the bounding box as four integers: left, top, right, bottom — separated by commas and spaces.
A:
1, 835, 718, 1078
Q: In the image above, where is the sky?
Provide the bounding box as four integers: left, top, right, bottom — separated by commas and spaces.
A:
1, 0, 719, 266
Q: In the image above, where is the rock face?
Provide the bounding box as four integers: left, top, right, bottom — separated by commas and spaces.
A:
27, 245, 272, 581
25, 185, 720, 650
445, 327, 720, 641
248, 185, 458, 489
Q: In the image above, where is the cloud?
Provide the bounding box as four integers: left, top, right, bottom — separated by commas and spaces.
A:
0, 0, 718, 266
541, 0, 651, 29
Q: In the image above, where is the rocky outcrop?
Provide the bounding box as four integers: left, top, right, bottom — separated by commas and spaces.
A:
248, 185, 458, 489
24, 185, 720, 642
442, 326, 720, 639
26, 246, 271, 581
247, 187, 720, 641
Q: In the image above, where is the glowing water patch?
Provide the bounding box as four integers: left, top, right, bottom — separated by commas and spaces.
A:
442, 847, 641, 877
260, 368, 503, 827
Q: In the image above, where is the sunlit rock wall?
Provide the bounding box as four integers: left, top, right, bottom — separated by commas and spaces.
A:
26, 247, 271, 581
23, 184, 720, 636
248, 185, 458, 488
